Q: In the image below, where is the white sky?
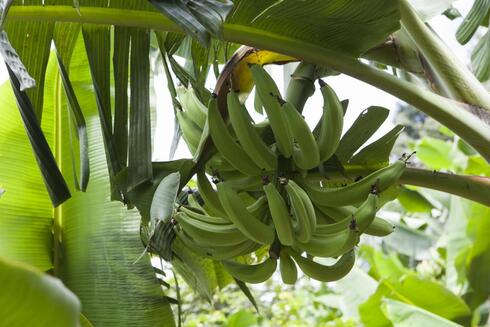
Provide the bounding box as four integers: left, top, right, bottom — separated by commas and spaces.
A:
0, 1, 473, 162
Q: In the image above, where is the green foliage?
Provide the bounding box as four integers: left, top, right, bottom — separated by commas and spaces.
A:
0, 256, 81, 327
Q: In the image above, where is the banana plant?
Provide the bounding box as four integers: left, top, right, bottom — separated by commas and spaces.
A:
1, 0, 490, 326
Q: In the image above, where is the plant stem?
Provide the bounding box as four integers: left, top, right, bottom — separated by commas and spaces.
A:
399, 0, 490, 110
307, 167, 490, 207
6, 5, 490, 163
400, 168, 490, 206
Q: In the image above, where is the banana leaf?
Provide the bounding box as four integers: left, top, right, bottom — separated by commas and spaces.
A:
0, 33, 175, 326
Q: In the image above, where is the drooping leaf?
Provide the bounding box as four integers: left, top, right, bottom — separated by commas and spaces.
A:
335, 106, 389, 163
128, 28, 153, 190
150, 0, 233, 47
4, 21, 53, 118
0, 31, 35, 91
0, 256, 81, 327
471, 26, 490, 82
53, 23, 89, 191
150, 171, 180, 224
113, 26, 130, 170
234, 277, 259, 313
6, 64, 71, 207
170, 238, 219, 302
382, 299, 462, 327
156, 33, 182, 159
0, 0, 14, 28
55, 40, 176, 326
55, 49, 90, 191
82, 24, 122, 199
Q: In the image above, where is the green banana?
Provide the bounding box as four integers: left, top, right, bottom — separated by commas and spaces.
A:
205, 154, 237, 173
315, 207, 336, 224
299, 160, 406, 207
178, 205, 230, 225
263, 183, 295, 246
186, 192, 205, 212
316, 80, 344, 162
227, 91, 277, 171
222, 258, 277, 284
208, 96, 262, 176
217, 182, 275, 245
316, 202, 394, 237
282, 101, 320, 170
279, 251, 298, 285
247, 195, 269, 221
177, 231, 261, 260
364, 217, 395, 236
315, 193, 378, 235
174, 212, 247, 247
176, 86, 207, 129
196, 171, 228, 217
250, 64, 294, 158
288, 249, 356, 282
297, 227, 358, 258
285, 180, 316, 243
218, 170, 264, 192
176, 110, 202, 154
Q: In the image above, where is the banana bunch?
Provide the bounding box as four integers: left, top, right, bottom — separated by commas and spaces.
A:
172, 63, 408, 285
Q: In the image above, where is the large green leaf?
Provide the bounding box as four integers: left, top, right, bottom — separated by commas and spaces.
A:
383, 222, 436, 260
0, 77, 53, 271
444, 197, 472, 290
0, 33, 175, 326
56, 37, 175, 326
382, 299, 462, 327
0, 256, 81, 327
360, 274, 471, 326
226, 0, 400, 57
416, 137, 455, 170
332, 267, 378, 320
465, 202, 490, 296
